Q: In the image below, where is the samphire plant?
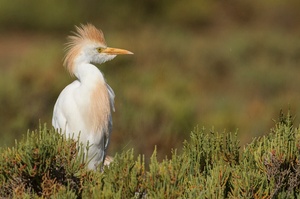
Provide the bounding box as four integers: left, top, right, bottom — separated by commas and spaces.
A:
1, 111, 300, 198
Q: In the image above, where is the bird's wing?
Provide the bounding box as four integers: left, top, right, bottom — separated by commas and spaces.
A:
106, 83, 115, 112
52, 80, 81, 135
104, 83, 115, 150
52, 95, 67, 133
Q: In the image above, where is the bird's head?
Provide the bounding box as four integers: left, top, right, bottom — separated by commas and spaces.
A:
63, 24, 133, 75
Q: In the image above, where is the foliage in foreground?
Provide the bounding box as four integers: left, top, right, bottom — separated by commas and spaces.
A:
1, 111, 300, 198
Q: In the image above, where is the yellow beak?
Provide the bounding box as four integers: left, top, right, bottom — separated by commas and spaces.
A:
102, 47, 133, 55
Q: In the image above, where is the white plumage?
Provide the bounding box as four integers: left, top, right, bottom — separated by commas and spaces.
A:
52, 24, 132, 170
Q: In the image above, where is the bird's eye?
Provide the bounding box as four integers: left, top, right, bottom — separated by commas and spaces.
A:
97, 48, 103, 53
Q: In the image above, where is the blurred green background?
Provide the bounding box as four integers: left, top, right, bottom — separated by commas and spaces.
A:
0, 0, 300, 160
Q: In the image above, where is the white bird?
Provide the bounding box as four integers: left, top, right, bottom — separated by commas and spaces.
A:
52, 24, 133, 170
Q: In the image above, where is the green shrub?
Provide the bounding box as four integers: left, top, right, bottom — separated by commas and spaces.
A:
0, 124, 88, 198
1, 111, 300, 198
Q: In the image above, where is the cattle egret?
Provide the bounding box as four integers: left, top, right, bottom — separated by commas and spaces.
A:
52, 24, 133, 170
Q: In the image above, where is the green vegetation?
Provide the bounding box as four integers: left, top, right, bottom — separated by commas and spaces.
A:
1, 112, 300, 198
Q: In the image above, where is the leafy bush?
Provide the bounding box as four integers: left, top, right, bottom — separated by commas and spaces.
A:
1, 111, 300, 198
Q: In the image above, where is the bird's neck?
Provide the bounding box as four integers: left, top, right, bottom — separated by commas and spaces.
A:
74, 63, 105, 84
72, 62, 111, 135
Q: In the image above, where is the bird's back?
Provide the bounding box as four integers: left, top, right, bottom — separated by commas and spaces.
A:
52, 80, 81, 134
